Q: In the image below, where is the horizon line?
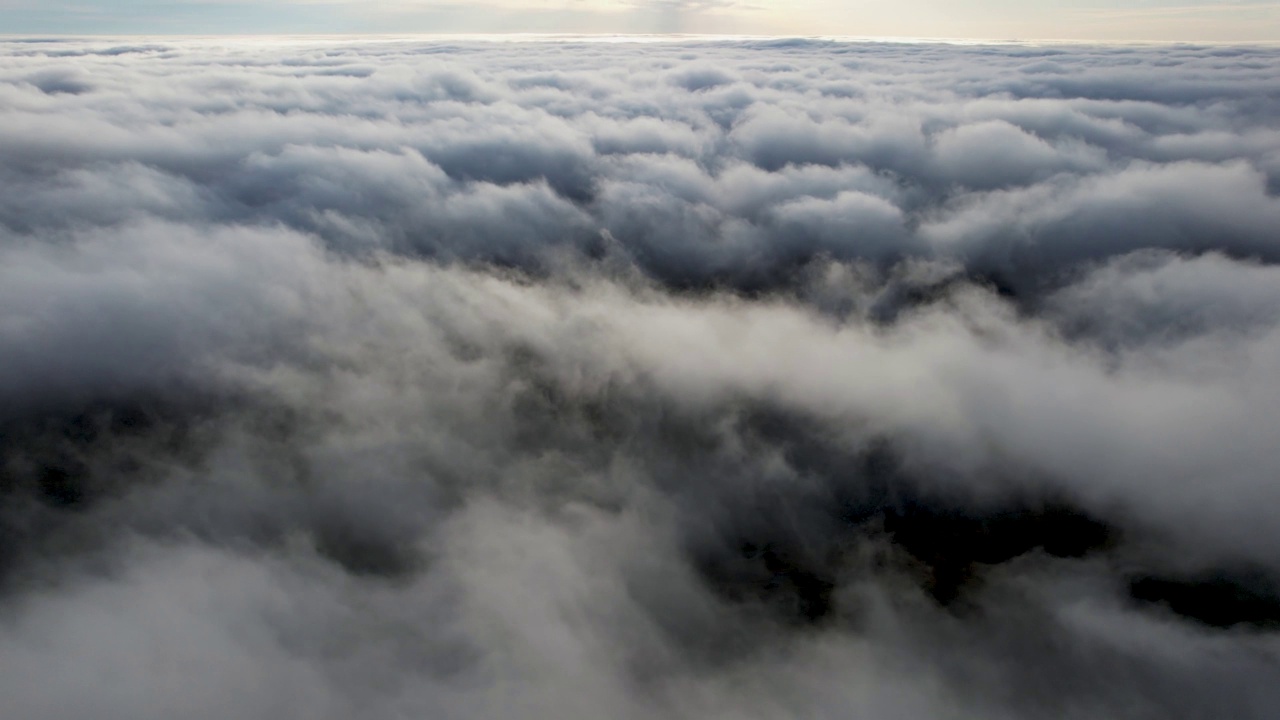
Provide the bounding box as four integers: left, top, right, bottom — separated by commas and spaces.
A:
3, 32, 1279, 47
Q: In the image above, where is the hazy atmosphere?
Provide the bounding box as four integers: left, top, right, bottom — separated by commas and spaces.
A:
2, 29, 1280, 720
5, 1, 1280, 40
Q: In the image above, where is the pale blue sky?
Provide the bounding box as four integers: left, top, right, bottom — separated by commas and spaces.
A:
2, 0, 1278, 40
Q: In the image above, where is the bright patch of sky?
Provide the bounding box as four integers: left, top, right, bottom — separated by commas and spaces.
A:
2, 0, 1278, 40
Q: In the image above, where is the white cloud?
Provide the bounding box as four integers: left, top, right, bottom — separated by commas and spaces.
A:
2, 37, 1280, 720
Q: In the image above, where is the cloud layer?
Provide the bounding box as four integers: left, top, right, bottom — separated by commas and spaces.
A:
2, 37, 1280, 719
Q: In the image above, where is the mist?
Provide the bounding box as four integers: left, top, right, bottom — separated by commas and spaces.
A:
2, 37, 1279, 719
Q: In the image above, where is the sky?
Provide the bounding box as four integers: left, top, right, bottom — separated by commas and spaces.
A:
2, 0, 1280, 41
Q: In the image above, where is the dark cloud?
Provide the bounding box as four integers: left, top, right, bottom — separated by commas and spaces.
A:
2, 36, 1280, 720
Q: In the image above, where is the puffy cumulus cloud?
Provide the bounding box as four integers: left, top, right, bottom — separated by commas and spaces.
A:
2, 36, 1280, 720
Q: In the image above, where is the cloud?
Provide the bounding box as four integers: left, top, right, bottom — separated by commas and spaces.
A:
2, 36, 1280, 720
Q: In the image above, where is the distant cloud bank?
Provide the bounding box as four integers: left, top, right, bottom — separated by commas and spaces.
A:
2, 37, 1280, 720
